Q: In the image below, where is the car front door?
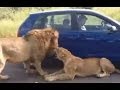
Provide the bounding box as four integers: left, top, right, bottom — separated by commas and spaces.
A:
70, 13, 120, 63
58, 13, 120, 64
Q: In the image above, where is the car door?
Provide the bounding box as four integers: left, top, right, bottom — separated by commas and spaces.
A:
47, 13, 86, 56
71, 13, 120, 62
57, 13, 120, 63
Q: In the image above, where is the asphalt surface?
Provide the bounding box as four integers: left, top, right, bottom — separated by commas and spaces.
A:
0, 62, 120, 83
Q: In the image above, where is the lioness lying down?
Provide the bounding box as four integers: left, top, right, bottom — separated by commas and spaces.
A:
44, 47, 120, 81
0, 28, 59, 80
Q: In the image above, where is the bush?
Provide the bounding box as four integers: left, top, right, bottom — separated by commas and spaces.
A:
93, 7, 120, 21
0, 7, 41, 37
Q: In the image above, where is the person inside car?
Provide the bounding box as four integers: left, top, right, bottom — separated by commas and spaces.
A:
77, 15, 87, 31
33, 17, 50, 29
62, 19, 70, 29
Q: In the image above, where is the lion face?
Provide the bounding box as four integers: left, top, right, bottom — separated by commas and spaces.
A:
55, 47, 72, 61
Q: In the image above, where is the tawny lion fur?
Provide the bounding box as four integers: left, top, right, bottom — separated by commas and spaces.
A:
0, 28, 59, 80
44, 47, 120, 81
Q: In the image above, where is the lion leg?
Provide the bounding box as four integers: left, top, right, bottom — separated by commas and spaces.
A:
98, 58, 115, 77
45, 67, 76, 81
45, 73, 75, 81
100, 58, 115, 76
44, 69, 64, 78
34, 59, 48, 76
0, 58, 9, 80
23, 60, 36, 74
23, 62, 27, 69
23, 61, 30, 73
0, 74, 9, 80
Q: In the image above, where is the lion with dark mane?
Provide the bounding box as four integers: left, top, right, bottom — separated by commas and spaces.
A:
0, 28, 59, 80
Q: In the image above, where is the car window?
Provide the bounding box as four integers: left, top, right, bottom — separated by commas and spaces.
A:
19, 15, 37, 36
47, 14, 71, 31
21, 16, 35, 30
76, 14, 116, 32
32, 14, 71, 31
85, 15, 102, 25
32, 15, 48, 29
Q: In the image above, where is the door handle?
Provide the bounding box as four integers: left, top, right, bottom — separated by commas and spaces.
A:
107, 40, 115, 43
85, 38, 95, 40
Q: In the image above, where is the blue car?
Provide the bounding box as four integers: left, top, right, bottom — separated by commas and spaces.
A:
17, 9, 120, 67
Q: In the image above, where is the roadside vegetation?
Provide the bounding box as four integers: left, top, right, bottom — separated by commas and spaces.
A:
0, 7, 120, 37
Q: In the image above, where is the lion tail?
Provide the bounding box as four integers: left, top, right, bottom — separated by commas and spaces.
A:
115, 68, 120, 74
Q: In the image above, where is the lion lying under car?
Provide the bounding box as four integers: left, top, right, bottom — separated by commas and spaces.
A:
44, 47, 120, 81
0, 28, 59, 80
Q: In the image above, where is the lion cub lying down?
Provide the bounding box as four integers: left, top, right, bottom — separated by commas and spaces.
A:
44, 47, 120, 81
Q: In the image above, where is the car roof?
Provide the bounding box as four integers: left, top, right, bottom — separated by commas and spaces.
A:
30, 9, 120, 26
30, 9, 100, 14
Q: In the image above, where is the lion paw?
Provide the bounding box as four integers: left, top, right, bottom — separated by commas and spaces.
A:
0, 75, 10, 80
96, 72, 110, 78
45, 76, 55, 82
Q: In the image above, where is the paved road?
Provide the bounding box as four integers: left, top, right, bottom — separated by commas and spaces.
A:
0, 62, 120, 83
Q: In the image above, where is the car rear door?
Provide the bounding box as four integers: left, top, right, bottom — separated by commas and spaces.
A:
39, 12, 86, 57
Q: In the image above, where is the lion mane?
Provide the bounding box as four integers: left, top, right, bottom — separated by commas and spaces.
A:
0, 27, 59, 80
